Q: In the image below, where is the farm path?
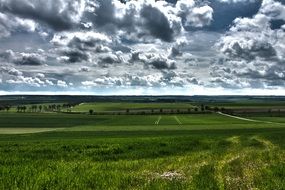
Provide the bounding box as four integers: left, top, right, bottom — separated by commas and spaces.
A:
173, 116, 182, 125
0, 128, 62, 134
217, 112, 283, 125
155, 116, 162, 125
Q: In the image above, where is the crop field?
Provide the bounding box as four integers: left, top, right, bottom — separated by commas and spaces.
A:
71, 102, 194, 112
0, 101, 285, 189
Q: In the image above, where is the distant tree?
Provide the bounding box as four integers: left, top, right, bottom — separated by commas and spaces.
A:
39, 105, 42, 112
5, 105, 11, 112
201, 104, 205, 112
23, 106, 27, 112
52, 104, 56, 111
187, 108, 191, 113
43, 105, 48, 112
177, 109, 180, 113
194, 107, 198, 112
30, 105, 37, 112
34, 105, 38, 112
214, 107, 219, 112
160, 108, 163, 113
126, 109, 130, 114
268, 109, 272, 116
89, 109, 94, 115
65, 104, 72, 112
151, 109, 154, 114
56, 105, 61, 112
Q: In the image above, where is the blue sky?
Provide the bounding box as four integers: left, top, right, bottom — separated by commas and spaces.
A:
0, 0, 285, 95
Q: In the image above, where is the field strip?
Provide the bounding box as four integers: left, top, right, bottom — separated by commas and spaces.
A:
0, 128, 62, 134
174, 116, 182, 125
155, 116, 162, 125
217, 112, 283, 124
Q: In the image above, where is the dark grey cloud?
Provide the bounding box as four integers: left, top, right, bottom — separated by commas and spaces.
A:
129, 51, 140, 63
0, 50, 45, 65
79, 66, 90, 72
127, 51, 177, 70
97, 53, 123, 66
140, 5, 175, 42
14, 53, 44, 65
0, 12, 36, 38
0, 49, 13, 60
84, 0, 213, 42
62, 49, 89, 63
0, 66, 22, 76
85, 0, 177, 41
67, 36, 111, 53
221, 41, 277, 61
148, 59, 177, 70
86, 0, 116, 28
169, 47, 182, 58
0, 0, 85, 31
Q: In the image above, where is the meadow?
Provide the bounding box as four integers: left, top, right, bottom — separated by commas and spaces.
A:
0, 101, 284, 189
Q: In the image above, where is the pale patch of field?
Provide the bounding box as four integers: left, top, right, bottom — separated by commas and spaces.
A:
0, 128, 62, 134
250, 136, 276, 149
155, 116, 162, 125
226, 136, 240, 144
144, 170, 185, 181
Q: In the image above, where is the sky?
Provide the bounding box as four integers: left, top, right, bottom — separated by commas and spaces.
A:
0, 0, 285, 95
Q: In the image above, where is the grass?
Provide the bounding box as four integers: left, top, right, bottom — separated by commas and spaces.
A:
248, 117, 285, 123
0, 113, 282, 133
0, 110, 284, 189
0, 128, 284, 189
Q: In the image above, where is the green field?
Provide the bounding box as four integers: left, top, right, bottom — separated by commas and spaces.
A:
0, 109, 284, 189
71, 102, 194, 112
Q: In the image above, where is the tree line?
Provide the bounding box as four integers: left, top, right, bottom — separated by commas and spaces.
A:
0, 105, 11, 112
14, 103, 77, 113
88, 104, 227, 115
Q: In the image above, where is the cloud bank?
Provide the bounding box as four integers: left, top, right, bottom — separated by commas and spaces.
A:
0, 0, 284, 94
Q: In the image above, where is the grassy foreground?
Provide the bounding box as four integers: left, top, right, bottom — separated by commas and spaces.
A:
0, 113, 284, 189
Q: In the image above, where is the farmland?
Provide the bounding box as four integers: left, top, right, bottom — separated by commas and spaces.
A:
72, 102, 194, 112
0, 96, 285, 189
